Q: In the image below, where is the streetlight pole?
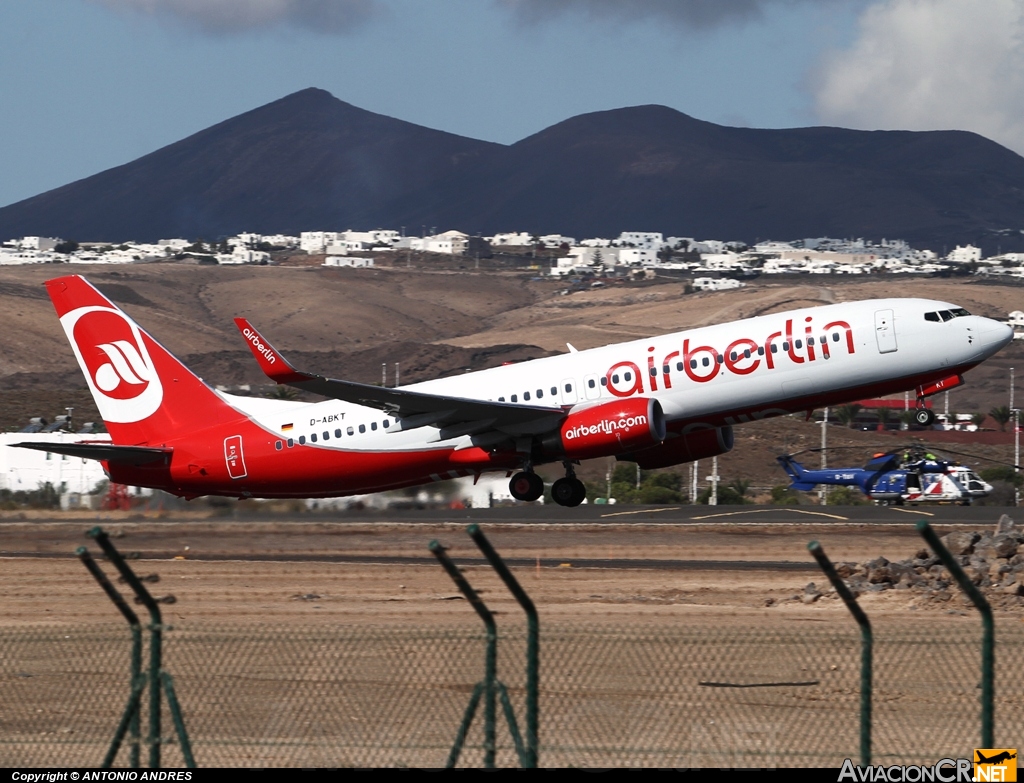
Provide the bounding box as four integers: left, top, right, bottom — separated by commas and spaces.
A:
820, 407, 829, 506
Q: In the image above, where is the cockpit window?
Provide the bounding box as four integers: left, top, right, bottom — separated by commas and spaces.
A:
926, 308, 971, 322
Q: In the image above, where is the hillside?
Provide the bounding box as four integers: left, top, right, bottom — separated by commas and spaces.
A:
3, 91, 1024, 251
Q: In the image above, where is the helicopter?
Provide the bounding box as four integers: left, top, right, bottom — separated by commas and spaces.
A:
776, 445, 995, 505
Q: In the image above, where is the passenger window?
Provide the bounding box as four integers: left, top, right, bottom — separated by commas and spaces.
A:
729, 352, 737, 361
782, 342, 790, 351
650, 367, 657, 377
832, 333, 840, 342
511, 394, 518, 402
795, 340, 802, 349
524, 391, 531, 401
335, 429, 342, 438
624, 371, 632, 381
371, 422, 378, 431
275, 441, 283, 451
807, 337, 815, 346
662, 365, 670, 374
744, 349, 751, 359
701, 358, 709, 367
565, 383, 572, 392
587, 379, 595, 388
310, 433, 317, 443
716, 355, 724, 364
612, 374, 620, 383
383, 420, 389, 429
499, 396, 505, 402
299, 435, 306, 445
287, 438, 294, 448
757, 347, 764, 356
552, 386, 558, 395
600, 377, 607, 386
347, 426, 354, 435
359, 424, 366, 433
676, 362, 684, 371
925, 312, 940, 322
323, 431, 329, 440
536, 389, 543, 398
770, 344, 778, 353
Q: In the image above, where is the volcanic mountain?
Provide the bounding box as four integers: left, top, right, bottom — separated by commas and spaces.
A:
3, 88, 1024, 251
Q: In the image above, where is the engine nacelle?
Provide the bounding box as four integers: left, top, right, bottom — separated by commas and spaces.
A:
543, 398, 666, 461
620, 425, 734, 470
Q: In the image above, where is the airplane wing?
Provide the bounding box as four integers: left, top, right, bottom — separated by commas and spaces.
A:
233, 319, 565, 437
13, 442, 172, 465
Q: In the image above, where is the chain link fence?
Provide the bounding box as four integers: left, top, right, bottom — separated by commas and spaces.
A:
1, 621, 1021, 768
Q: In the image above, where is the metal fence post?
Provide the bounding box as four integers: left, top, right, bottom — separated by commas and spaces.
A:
77, 546, 142, 768
88, 526, 164, 769
466, 524, 538, 768
429, 540, 498, 768
808, 541, 872, 766
916, 520, 994, 748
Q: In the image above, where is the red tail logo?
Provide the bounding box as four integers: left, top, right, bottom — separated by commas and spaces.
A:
61, 306, 164, 423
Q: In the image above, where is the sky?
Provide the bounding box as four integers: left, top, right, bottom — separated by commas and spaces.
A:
2, 0, 1022, 209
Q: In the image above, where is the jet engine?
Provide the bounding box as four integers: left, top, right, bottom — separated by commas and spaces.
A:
620, 425, 734, 469
541, 397, 666, 461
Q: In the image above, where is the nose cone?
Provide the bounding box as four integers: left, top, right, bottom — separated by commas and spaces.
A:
977, 319, 1015, 357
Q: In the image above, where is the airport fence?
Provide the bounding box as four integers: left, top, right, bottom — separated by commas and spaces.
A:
1, 620, 1022, 768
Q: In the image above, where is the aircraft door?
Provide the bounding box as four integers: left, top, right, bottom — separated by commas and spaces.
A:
560, 378, 578, 405
874, 309, 898, 354
583, 373, 601, 400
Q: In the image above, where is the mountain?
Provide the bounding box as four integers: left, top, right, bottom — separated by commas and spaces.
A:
3, 90, 1024, 251
0, 88, 498, 242
390, 105, 1024, 250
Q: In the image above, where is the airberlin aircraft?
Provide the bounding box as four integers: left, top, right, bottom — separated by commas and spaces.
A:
15, 275, 1014, 507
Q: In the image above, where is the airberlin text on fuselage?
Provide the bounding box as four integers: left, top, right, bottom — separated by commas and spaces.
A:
603, 317, 855, 397
242, 328, 277, 365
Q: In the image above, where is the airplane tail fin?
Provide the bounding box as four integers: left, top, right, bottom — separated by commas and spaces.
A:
776, 455, 818, 492
46, 275, 242, 445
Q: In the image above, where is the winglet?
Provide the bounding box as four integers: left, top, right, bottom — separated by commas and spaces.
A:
233, 318, 309, 384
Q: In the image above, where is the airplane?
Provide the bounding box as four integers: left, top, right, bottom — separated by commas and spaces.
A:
13, 275, 1014, 507
976, 751, 1016, 765
777, 447, 995, 505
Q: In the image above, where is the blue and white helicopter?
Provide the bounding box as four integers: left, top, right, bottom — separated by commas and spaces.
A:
777, 446, 994, 505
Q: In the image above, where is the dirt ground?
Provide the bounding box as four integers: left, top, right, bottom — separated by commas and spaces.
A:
2, 515, 1019, 628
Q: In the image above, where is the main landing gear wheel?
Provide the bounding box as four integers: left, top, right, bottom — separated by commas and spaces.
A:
914, 408, 936, 426
509, 471, 544, 502
551, 477, 587, 507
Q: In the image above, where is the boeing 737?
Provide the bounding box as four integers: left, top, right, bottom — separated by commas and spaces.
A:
15, 275, 1014, 506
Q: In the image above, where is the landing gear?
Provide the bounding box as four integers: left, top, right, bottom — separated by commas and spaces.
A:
551, 477, 586, 507
551, 460, 586, 507
509, 471, 544, 502
914, 407, 936, 427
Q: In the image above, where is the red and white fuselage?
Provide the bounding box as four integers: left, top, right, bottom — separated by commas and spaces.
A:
27, 276, 1013, 500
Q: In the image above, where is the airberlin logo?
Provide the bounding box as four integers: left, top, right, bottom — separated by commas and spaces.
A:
61, 306, 164, 424
564, 415, 647, 440
93, 341, 151, 392
242, 328, 277, 364
604, 316, 856, 397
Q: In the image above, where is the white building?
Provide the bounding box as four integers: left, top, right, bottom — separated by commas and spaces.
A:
0, 432, 111, 495
947, 244, 982, 263
616, 232, 663, 248
325, 256, 374, 268
489, 232, 533, 247
692, 277, 745, 291
618, 248, 658, 266
539, 234, 576, 248
17, 236, 60, 252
